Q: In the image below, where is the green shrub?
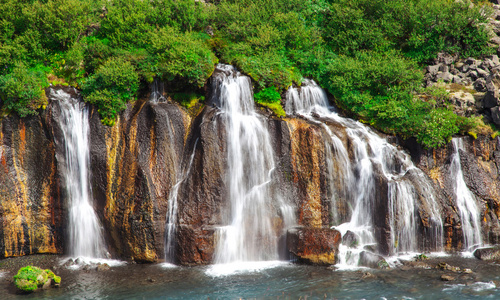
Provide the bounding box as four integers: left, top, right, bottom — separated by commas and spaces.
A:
254, 87, 281, 104
321, 0, 493, 62
254, 87, 285, 117
147, 28, 218, 88
0, 63, 48, 117
80, 57, 139, 125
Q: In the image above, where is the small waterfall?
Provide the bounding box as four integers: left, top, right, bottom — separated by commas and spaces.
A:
165, 139, 199, 263
52, 88, 105, 258
212, 64, 286, 263
451, 138, 482, 250
286, 80, 444, 266
150, 78, 166, 103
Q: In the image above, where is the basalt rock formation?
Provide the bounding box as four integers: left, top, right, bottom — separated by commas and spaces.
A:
1, 78, 500, 265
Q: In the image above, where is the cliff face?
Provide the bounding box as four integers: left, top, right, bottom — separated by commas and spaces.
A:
403, 136, 500, 249
1, 84, 500, 264
0, 108, 63, 257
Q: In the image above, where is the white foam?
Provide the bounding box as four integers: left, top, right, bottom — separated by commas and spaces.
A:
205, 261, 289, 277
443, 281, 496, 293
60, 256, 127, 270
461, 251, 476, 258
159, 263, 178, 269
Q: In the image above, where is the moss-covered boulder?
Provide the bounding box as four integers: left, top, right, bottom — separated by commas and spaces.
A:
13, 266, 61, 293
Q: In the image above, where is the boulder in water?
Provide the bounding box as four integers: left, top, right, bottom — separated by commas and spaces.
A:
13, 266, 61, 293
286, 227, 341, 265
96, 263, 110, 271
441, 274, 455, 281
358, 251, 389, 269
342, 231, 360, 248
473, 246, 500, 260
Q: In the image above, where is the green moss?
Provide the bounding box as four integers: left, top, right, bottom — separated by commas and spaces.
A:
257, 101, 286, 118
13, 266, 61, 293
171, 92, 205, 109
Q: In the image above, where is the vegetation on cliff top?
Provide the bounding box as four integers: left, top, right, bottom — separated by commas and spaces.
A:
0, 0, 494, 147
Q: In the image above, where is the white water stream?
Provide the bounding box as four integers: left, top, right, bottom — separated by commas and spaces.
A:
52, 88, 105, 258
211, 64, 294, 265
165, 139, 199, 262
451, 138, 482, 251
286, 80, 444, 267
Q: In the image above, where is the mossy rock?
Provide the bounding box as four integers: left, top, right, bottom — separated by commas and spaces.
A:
13, 266, 61, 293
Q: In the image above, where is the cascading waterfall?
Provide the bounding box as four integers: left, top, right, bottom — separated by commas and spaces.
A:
286, 80, 444, 266
150, 78, 166, 103
52, 88, 105, 258
212, 64, 287, 264
165, 139, 199, 263
451, 138, 482, 250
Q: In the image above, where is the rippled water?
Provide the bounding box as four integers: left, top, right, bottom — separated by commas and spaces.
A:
2, 256, 500, 299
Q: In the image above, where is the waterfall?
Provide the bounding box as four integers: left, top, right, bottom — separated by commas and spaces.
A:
286, 80, 444, 266
150, 78, 166, 103
52, 88, 105, 258
212, 64, 286, 263
165, 139, 199, 263
451, 138, 482, 250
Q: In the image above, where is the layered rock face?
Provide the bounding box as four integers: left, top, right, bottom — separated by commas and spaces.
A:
0, 104, 63, 257
1, 79, 500, 265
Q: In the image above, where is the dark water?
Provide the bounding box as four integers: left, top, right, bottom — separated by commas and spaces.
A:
1, 255, 500, 299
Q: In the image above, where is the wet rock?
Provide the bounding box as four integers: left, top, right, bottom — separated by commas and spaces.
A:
358, 251, 389, 269
441, 274, 455, 281
62, 259, 75, 267
403, 261, 431, 269
176, 225, 216, 265
363, 244, 377, 252
473, 246, 500, 260
437, 262, 460, 272
342, 231, 360, 248
287, 227, 341, 265
361, 272, 375, 279
463, 268, 473, 274
96, 263, 110, 271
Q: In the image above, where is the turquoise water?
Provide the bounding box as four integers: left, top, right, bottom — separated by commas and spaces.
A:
2, 256, 500, 299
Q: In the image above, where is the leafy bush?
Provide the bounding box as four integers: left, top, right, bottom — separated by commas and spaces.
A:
321, 0, 493, 63
80, 57, 139, 125
147, 28, 218, 87
254, 87, 285, 117
0, 63, 49, 117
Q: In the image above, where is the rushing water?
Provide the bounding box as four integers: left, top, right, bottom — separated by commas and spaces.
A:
52, 88, 105, 258
149, 78, 166, 103
451, 138, 482, 251
165, 139, 199, 262
211, 64, 293, 264
286, 80, 444, 267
